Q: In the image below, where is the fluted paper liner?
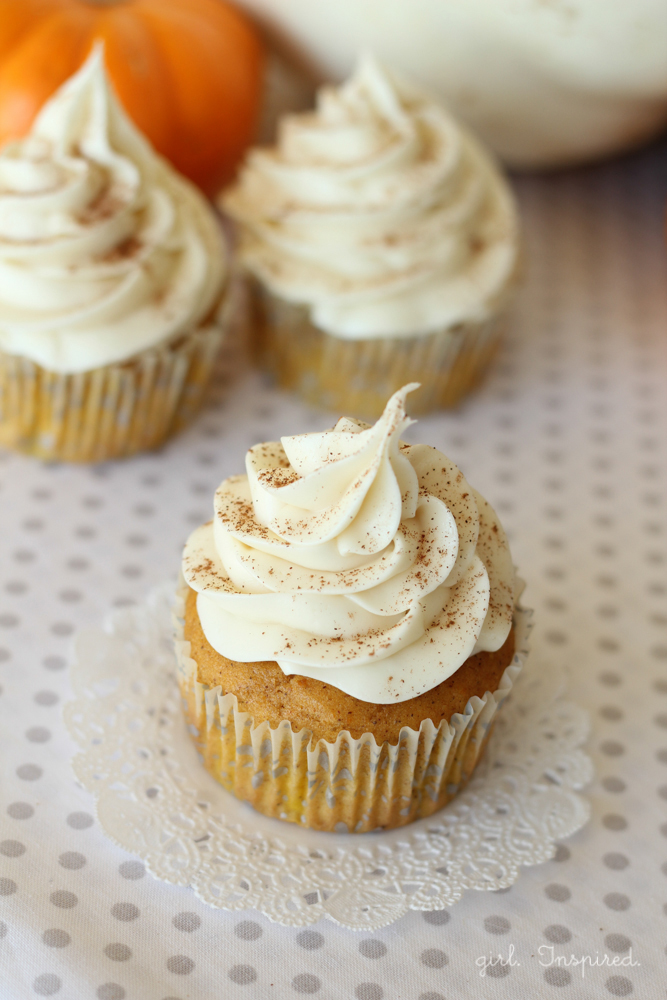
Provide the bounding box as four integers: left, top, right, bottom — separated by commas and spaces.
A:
174, 581, 531, 833
0, 306, 228, 463
250, 280, 510, 419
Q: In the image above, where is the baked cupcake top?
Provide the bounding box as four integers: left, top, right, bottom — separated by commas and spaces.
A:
183, 384, 515, 704
0, 47, 226, 374
223, 53, 518, 340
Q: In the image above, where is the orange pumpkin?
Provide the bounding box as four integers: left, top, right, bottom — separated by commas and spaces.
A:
0, 0, 265, 194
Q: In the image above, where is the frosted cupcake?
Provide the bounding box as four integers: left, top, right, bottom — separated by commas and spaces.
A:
223, 54, 519, 417
0, 48, 228, 463
175, 384, 530, 832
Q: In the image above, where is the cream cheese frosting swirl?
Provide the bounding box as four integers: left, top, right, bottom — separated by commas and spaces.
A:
223, 53, 518, 340
183, 384, 515, 704
0, 47, 226, 374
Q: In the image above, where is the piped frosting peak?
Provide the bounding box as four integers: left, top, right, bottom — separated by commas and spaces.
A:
224, 54, 518, 340
183, 385, 515, 704
0, 47, 226, 373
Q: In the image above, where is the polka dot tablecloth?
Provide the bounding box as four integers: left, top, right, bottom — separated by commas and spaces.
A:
1, 139, 666, 1000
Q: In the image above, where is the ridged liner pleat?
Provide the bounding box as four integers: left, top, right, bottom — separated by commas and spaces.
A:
249, 280, 510, 418
0, 321, 225, 463
173, 581, 531, 833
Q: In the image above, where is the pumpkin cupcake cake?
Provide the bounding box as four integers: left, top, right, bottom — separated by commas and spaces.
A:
175, 383, 530, 832
223, 54, 519, 418
0, 48, 228, 462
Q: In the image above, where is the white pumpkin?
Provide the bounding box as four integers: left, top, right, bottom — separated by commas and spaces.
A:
238, 0, 667, 169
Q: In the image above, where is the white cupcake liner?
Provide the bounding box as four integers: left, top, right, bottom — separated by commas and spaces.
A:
249, 279, 510, 418
0, 312, 228, 463
174, 580, 532, 833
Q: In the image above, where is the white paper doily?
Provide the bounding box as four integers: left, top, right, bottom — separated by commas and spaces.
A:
64, 584, 593, 931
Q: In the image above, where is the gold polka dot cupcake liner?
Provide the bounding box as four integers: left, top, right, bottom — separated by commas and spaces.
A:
0, 315, 227, 464
249, 281, 510, 419
173, 582, 531, 834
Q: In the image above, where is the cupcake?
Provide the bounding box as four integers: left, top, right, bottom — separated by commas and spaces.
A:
0, 48, 228, 463
175, 383, 529, 832
222, 53, 519, 418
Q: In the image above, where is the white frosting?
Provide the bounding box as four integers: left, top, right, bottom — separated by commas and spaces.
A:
183, 384, 515, 704
223, 54, 518, 340
0, 48, 226, 374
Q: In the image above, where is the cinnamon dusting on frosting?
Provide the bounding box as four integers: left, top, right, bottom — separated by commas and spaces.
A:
183, 384, 515, 704
223, 53, 518, 341
0, 47, 225, 374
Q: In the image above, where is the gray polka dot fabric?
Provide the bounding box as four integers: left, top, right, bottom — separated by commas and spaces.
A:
0, 138, 665, 997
